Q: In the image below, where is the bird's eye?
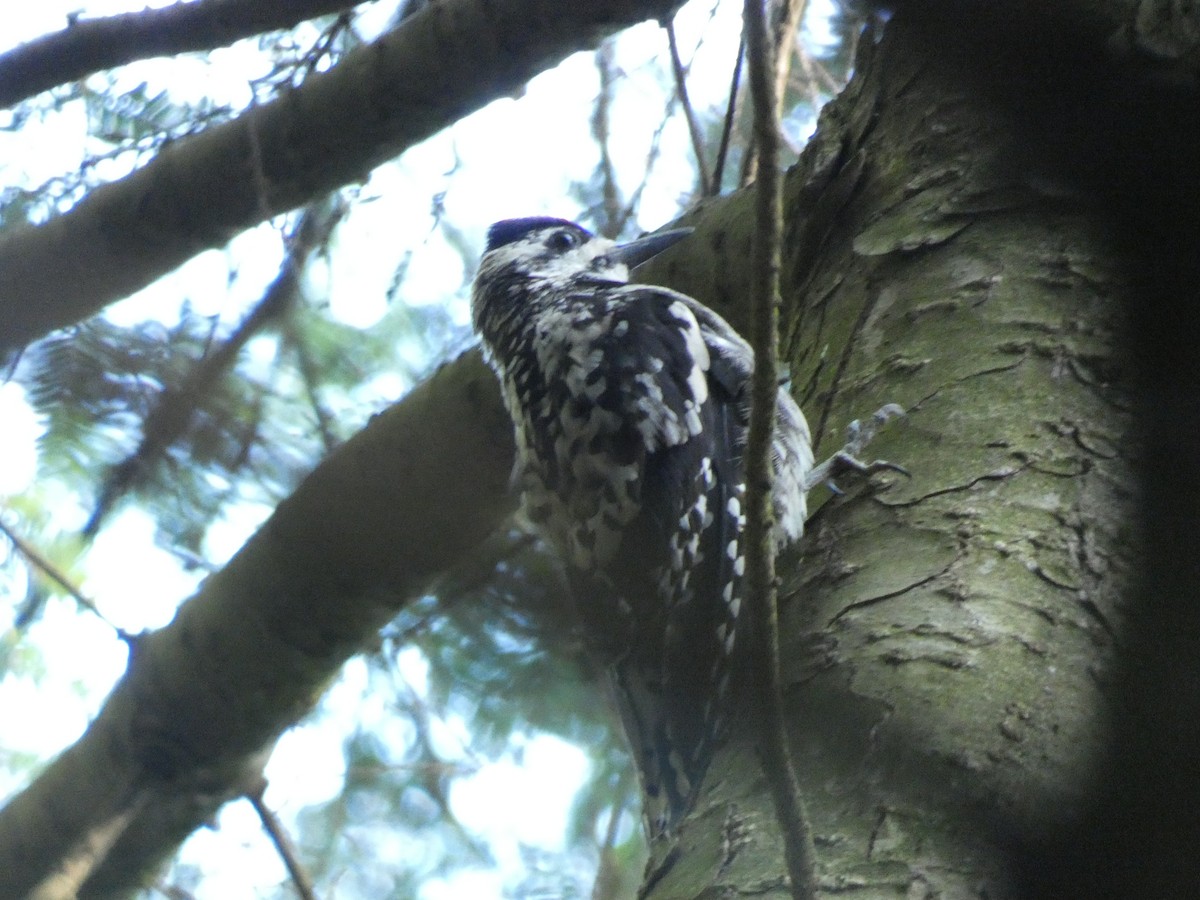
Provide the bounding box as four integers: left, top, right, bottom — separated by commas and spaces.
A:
547, 229, 578, 252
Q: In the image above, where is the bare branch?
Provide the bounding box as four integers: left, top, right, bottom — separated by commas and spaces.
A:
771, 0, 808, 117
287, 324, 342, 455
0, 0, 687, 356
591, 40, 624, 238
711, 34, 744, 196
738, 0, 806, 187
589, 771, 634, 900
0, 350, 517, 897
742, 0, 817, 896
247, 783, 319, 900
612, 90, 679, 235
0, 0, 360, 110
0, 518, 116, 632
664, 19, 713, 195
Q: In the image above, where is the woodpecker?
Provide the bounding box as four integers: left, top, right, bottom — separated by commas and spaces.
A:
471, 216, 895, 836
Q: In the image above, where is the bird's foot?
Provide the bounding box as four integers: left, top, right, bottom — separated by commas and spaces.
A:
805, 403, 908, 494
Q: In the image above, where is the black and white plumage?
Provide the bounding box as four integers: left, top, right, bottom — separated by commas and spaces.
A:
471, 216, 815, 836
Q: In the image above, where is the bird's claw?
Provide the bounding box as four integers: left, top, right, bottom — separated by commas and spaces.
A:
805, 403, 908, 493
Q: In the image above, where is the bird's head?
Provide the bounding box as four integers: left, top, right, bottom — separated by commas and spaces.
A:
474, 216, 691, 295
471, 216, 692, 349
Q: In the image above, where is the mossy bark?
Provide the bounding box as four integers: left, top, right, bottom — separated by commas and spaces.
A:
639, 7, 1142, 896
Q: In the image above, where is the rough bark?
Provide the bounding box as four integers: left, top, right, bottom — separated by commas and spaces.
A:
0, 0, 683, 356
634, 3, 1181, 896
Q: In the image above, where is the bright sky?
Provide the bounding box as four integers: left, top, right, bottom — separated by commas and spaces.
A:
0, 0, 837, 895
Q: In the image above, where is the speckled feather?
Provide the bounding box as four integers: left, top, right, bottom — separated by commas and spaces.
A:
472, 218, 814, 836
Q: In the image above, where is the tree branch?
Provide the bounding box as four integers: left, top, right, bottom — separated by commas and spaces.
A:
771, 0, 808, 117
0, 0, 685, 356
710, 33, 744, 196
0, 0, 359, 110
248, 782, 318, 900
741, 0, 817, 897
0, 351, 517, 898
664, 19, 712, 195
0, 518, 112, 629
590, 40, 624, 237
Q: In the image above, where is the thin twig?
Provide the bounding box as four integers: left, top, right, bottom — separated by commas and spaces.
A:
742, 0, 818, 896
711, 33, 744, 196
772, 0, 809, 116
786, 46, 825, 150
795, 43, 841, 96
391, 680, 492, 860
664, 19, 713, 195
82, 196, 347, 536
0, 517, 123, 634
614, 93, 676, 236
589, 772, 633, 900
740, 0, 808, 186
285, 321, 340, 454
591, 40, 623, 237
247, 784, 319, 900
298, 12, 353, 82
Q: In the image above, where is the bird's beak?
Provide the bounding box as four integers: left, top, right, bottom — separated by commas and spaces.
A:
611, 228, 694, 268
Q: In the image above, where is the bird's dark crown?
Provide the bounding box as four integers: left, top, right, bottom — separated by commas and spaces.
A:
486, 217, 593, 252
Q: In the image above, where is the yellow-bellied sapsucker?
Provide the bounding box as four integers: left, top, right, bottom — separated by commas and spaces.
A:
472, 217, 845, 836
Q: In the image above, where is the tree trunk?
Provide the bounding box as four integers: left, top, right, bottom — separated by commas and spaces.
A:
636, 4, 1167, 895
2, 2, 1196, 896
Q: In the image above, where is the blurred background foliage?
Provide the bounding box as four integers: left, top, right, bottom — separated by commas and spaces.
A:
0, 0, 859, 896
